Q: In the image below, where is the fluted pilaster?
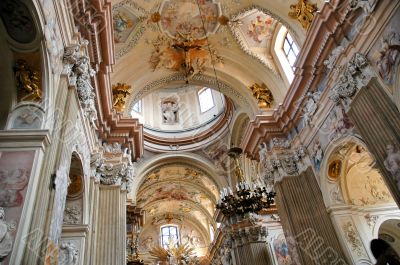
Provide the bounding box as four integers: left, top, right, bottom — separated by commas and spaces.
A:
275, 167, 348, 265
93, 186, 126, 265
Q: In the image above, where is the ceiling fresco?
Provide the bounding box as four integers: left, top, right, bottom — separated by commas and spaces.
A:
110, 0, 301, 110
136, 164, 218, 235
158, 0, 221, 39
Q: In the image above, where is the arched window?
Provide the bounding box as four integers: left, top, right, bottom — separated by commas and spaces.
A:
198, 88, 215, 113
282, 32, 299, 71
274, 26, 300, 84
161, 225, 179, 249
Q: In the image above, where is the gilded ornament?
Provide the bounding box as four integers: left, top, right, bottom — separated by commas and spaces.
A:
112, 82, 132, 112
248, 83, 274, 109
218, 15, 229, 26
288, 0, 317, 30
150, 12, 161, 23
14, 59, 42, 101
328, 160, 342, 181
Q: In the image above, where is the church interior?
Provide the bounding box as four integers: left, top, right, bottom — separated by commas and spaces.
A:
1, 0, 400, 264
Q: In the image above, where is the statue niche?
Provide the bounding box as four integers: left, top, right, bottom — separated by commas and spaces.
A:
161, 97, 179, 125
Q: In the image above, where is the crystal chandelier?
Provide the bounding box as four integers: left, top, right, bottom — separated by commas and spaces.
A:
216, 147, 276, 217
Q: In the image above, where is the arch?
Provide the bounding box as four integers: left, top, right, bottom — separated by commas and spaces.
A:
0, 0, 52, 130
319, 134, 367, 207
132, 152, 228, 199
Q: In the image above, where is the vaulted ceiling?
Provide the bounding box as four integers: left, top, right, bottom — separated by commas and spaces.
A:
109, 0, 325, 119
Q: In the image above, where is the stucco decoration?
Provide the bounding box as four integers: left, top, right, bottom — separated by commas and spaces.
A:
0, 208, 15, 263
63, 200, 82, 225
349, 0, 378, 14
260, 139, 308, 185
329, 53, 374, 107
342, 220, 366, 257
49, 164, 70, 245
58, 241, 79, 265
63, 41, 98, 128
91, 145, 136, 192
40, 0, 64, 74
228, 6, 295, 77
301, 91, 321, 127
112, 0, 148, 59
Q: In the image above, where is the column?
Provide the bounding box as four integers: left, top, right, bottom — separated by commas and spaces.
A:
275, 167, 348, 265
93, 186, 126, 265
348, 78, 400, 206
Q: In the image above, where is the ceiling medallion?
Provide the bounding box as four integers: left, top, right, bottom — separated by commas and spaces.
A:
157, 0, 221, 40
288, 0, 317, 30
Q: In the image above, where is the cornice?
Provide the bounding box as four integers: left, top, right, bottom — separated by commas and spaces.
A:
69, 0, 144, 160
241, 0, 352, 157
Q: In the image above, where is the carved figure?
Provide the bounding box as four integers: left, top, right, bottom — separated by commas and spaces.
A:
112, 83, 131, 112
349, 0, 378, 14
0, 208, 13, 263
14, 60, 41, 101
288, 0, 317, 29
312, 140, 323, 171
162, 101, 179, 124
59, 242, 78, 265
249, 83, 274, 109
384, 144, 400, 190
302, 91, 321, 126
258, 142, 268, 162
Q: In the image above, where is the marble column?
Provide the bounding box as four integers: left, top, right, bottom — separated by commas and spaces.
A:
92, 186, 126, 265
275, 167, 348, 265
348, 78, 400, 206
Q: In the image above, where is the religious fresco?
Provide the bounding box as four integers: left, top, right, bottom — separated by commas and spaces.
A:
0, 151, 35, 265
140, 164, 218, 199
368, 8, 400, 90
273, 233, 297, 265
229, 8, 279, 73
159, 0, 220, 40
113, 8, 139, 43
240, 12, 274, 47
